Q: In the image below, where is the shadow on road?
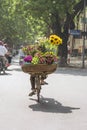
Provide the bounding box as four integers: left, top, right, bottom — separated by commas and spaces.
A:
29, 97, 80, 114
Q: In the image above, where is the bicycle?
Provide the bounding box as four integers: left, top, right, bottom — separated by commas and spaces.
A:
22, 64, 57, 102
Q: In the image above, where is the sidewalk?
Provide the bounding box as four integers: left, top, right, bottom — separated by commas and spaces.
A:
68, 56, 87, 68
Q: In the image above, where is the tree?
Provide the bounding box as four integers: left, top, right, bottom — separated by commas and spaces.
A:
60, 0, 87, 66
0, 0, 47, 46
24, 0, 87, 66
0, 0, 87, 57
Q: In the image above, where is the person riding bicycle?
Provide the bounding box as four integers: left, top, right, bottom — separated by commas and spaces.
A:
29, 45, 48, 96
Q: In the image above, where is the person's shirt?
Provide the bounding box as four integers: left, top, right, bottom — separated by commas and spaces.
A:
0, 45, 8, 56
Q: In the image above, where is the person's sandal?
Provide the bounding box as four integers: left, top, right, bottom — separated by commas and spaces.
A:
28, 89, 36, 96
40, 80, 48, 85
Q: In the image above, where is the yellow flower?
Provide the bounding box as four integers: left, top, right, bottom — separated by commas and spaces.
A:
49, 34, 62, 45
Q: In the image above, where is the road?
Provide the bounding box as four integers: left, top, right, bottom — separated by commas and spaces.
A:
0, 56, 87, 130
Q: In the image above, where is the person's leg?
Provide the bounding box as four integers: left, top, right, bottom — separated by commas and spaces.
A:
7, 56, 12, 64
40, 74, 48, 85
29, 75, 36, 96
1, 56, 7, 67
30, 75, 35, 90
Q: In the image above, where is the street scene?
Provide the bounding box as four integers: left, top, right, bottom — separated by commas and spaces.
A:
0, 0, 87, 130
0, 56, 87, 130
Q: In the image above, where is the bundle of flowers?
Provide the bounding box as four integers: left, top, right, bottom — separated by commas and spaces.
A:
49, 35, 62, 45
44, 52, 58, 64
22, 45, 38, 56
22, 34, 62, 65
24, 55, 32, 62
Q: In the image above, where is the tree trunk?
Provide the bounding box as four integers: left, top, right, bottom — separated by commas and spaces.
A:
59, 12, 75, 66
59, 0, 87, 66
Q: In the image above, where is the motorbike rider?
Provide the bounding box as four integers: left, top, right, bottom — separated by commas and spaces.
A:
0, 41, 8, 67
4, 43, 12, 66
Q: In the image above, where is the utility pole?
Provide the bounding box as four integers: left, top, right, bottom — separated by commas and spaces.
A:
82, 0, 86, 68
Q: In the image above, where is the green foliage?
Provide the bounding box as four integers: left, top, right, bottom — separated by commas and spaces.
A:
0, 0, 81, 46
0, 0, 47, 46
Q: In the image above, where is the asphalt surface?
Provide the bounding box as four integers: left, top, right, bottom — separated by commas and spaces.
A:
0, 56, 87, 130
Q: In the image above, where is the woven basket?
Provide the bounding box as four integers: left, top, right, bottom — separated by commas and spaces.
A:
22, 64, 57, 75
